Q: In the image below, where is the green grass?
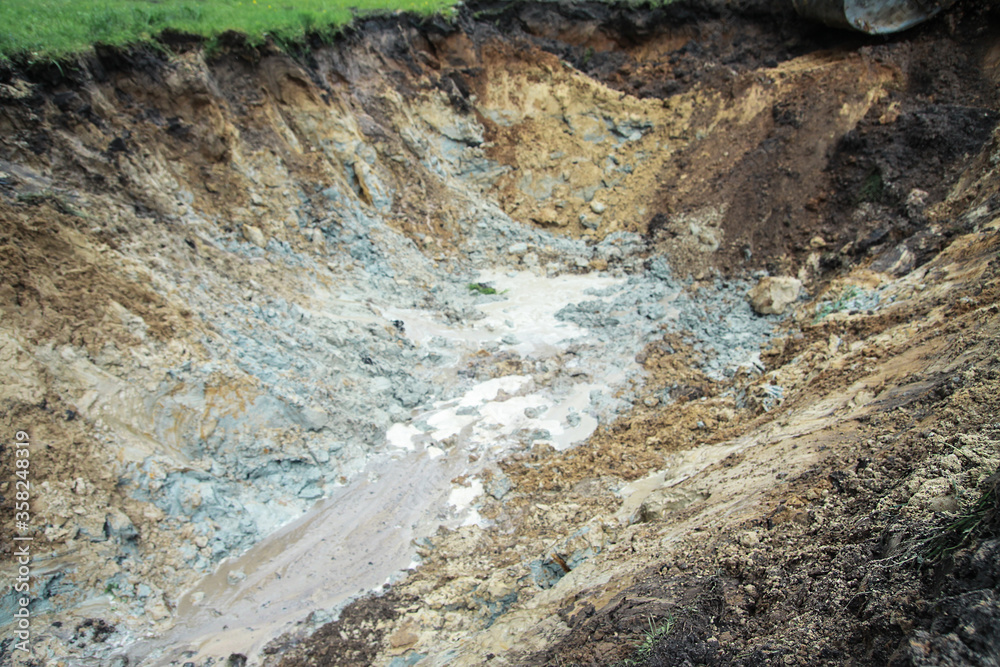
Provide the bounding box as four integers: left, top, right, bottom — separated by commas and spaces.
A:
812, 284, 862, 323
921, 469, 998, 564
856, 167, 885, 204
614, 614, 676, 666
0, 0, 456, 61
468, 282, 503, 296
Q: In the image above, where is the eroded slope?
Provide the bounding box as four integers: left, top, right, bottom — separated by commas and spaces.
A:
0, 1, 997, 665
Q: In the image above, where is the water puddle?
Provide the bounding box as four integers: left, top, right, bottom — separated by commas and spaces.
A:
136, 271, 653, 664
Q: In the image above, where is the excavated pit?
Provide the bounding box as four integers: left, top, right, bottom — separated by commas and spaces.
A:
1, 1, 999, 666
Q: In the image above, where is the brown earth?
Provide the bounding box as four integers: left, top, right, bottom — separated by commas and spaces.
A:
0, 0, 997, 665
269, 2, 1000, 667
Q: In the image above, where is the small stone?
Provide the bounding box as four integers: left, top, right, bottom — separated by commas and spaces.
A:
871, 243, 915, 277
146, 600, 170, 621
747, 276, 803, 315
228, 570, 246, 585
299, 406, 328, 431
643, 396, 659, 407
905, 188, 930, 211
105, 508, 137, 542
242, 225, 267, 248
388, 628, 419, 649
927, 495, 959, 513
298, 484, 323, 500
508, 242, 529, 256
532, 206, 567, 227
524, 405, 547, 419
590, 201, 606, 214
486, 473, 513, 500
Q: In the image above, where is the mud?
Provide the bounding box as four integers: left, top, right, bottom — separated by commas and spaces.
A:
0, 0, 998, 665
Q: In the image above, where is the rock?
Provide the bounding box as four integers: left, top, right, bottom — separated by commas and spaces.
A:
298, 406, 329, 431
242, 225, 267, 248
486, 473, 513, 500
298, 483, 323, 500
228, 570, 246, 585
871, 243, 916, 277
146, 599, 170, 621
637, 488, 710, 522
304, 228, 324, 246
926, 495, 959, 513
905, 188, 930, 213
531, 206, 567, 227
508, 242, 529, 256
104, 508, 138, 543
388, 628, 419, 649
590, 201, 606, 214
354, 160, 392, 211
747, 276, 802, 315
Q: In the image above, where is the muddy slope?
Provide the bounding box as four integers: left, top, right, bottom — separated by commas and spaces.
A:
0, 0, 997, 665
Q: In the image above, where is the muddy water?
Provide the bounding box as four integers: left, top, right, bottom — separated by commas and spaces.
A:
133, 271, 654, 665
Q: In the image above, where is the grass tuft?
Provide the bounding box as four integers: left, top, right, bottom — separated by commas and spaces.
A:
856, 167, 885, 204
813, 285, 862, 323
468, 282, 502, 296
921, 470, 999, 563
614, 614, 676, 666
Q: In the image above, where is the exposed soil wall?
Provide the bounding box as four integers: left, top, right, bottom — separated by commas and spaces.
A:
0, 1, 998, 665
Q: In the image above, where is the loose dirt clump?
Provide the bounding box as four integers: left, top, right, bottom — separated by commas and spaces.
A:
268, 590, 416, 667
